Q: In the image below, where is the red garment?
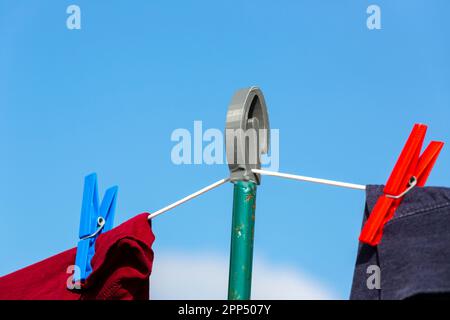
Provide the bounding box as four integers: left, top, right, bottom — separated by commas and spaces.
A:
0, 213, 155, 300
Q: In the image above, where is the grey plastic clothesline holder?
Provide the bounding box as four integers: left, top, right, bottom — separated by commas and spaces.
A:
225, 86, 270, 185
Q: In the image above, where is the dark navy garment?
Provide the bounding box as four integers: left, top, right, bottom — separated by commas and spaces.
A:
350, 185, 450, 300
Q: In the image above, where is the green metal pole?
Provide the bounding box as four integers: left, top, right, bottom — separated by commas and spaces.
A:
227, 180, 257, 300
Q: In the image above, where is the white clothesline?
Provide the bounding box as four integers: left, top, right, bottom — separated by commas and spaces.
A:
253, 169, 366, 191
147, 178, 230, 220
147, 169, 366, 220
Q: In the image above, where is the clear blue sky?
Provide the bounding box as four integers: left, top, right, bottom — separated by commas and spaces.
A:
1, 0, 449, 299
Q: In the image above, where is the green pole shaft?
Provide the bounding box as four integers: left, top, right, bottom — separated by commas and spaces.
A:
227, 180, 257, 300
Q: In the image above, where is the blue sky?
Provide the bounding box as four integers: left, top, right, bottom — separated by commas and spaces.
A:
1, 1, 449, 299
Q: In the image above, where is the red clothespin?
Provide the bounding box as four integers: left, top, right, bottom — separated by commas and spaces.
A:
359, 124, 444, 246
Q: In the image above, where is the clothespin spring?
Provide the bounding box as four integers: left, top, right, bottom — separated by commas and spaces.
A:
385, 176, 417, 199
80, 217, 106, 240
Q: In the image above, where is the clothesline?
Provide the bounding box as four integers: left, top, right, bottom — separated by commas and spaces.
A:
147, 178, 231, 219
147, 169, 366, 220
253, 169, 366, 190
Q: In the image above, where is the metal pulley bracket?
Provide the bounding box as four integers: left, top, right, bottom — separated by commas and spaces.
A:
225, 87, 270, 184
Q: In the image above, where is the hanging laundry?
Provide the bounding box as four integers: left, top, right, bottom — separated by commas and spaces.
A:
0, 213, 155, 300
350, 185, 450, 300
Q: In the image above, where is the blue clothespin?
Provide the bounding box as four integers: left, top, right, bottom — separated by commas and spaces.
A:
74, 173, 118, 283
